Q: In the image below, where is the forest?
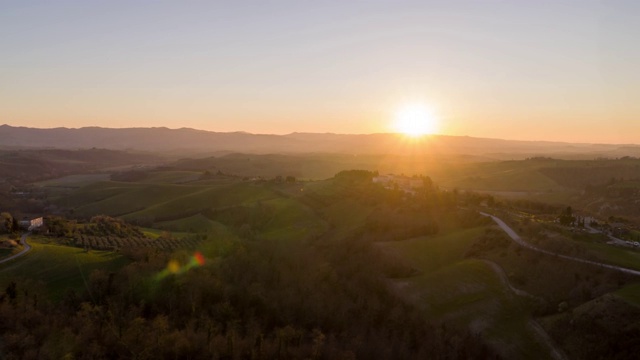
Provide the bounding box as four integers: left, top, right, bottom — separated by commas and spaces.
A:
0, 170, 497, 359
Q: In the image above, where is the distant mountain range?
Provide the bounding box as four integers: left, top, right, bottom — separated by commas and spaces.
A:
1, 124, 639, 159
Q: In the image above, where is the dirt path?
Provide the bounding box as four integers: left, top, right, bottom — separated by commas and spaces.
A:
480, 259, 539, 300
0, 233, 32, 265
480, 259, 567, 360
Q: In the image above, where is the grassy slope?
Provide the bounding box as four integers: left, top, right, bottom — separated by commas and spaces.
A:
259, 196, 327, 242
300, 179, 373, 241
378, 228, 483, 273
0, 236, 129, 300
302, 178, 517, 335
539, 293, 640, 359
127, 183, 276, 219
139, 171, 202, 184
70, 182, 200, 217
579, 240, 640, 271
59, 180, 274, 219
36, 173, 112, 188
475, 219, 640, 307
438, 160, 565, 192
381, 228, 553, 359
153, 214, 224, 233
518, 221, 640, 272
615, 282, 640, 306
60, 177, 325, 247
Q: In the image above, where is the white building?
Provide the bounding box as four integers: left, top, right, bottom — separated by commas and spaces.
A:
19, 217, 43, 231
373, 174, 424, 193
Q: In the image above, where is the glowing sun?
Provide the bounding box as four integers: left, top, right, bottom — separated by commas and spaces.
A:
393, 103, 438, 137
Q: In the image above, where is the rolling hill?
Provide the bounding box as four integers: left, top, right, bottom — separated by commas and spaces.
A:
3, 124, 640, 159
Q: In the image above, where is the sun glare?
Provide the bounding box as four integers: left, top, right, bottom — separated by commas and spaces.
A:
393, 104, 438, 137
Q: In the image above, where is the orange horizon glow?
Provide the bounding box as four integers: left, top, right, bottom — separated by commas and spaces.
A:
1, 2, 639, 145
2, 115, 639, 145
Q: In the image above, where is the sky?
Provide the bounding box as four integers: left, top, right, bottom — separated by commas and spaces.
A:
1, 0, 639, 144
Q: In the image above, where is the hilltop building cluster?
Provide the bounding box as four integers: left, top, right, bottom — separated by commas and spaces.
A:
372, 174, 424, 194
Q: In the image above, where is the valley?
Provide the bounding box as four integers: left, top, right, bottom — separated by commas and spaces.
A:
2, 148, 640, 358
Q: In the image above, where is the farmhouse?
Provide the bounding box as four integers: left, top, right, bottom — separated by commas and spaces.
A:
372, 174, 423, 194
19, 217, 44, 231
372, 174, 394, 185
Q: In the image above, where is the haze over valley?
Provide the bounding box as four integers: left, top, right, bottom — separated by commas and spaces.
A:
2, 1, 640, 359
3, 124, 640, 159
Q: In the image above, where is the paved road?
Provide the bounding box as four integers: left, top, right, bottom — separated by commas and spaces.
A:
0, 233, 32, 265
480, 212, 640, 277
583, 217, 636, 247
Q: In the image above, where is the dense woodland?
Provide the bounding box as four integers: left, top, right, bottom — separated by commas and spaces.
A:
0, 170, 498, 359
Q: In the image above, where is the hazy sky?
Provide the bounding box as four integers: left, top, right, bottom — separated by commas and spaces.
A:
1, 1, 639, 143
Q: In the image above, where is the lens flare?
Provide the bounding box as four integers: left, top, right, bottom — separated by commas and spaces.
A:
193, 251, 205, 266
167, 260, 180, 274
156, 252, 207, 280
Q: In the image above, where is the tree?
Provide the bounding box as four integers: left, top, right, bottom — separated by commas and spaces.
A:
0, 212, 13, 233
5, 281, 17, 302
200, 170, 212, 179
422, 176, 433, 189
559, 206, 576, 226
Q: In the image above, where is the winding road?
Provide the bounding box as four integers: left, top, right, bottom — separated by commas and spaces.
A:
481, 212, 640, 277
0, 233, 32, 265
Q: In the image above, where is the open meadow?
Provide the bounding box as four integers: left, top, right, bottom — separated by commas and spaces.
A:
0, 235, 129, 300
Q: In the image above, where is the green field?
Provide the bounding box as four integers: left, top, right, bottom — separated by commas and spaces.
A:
615, 282, 640, 307
137, 170, 202, 184
403, 258, 548, 360
125, 183, 276, 220
531, 223, 640, 272
259, 197, 326, 241
53, 177, 327, 248
380, 228, 556, 359
63, 181, 205, 216
378, 227, 484, 273
0, 236, 130, 300
35, 173, 112, 188
437, 160, 566, 192
579, 241, 640, 271
60, 181, 279, 223
153, 214, 225, 233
